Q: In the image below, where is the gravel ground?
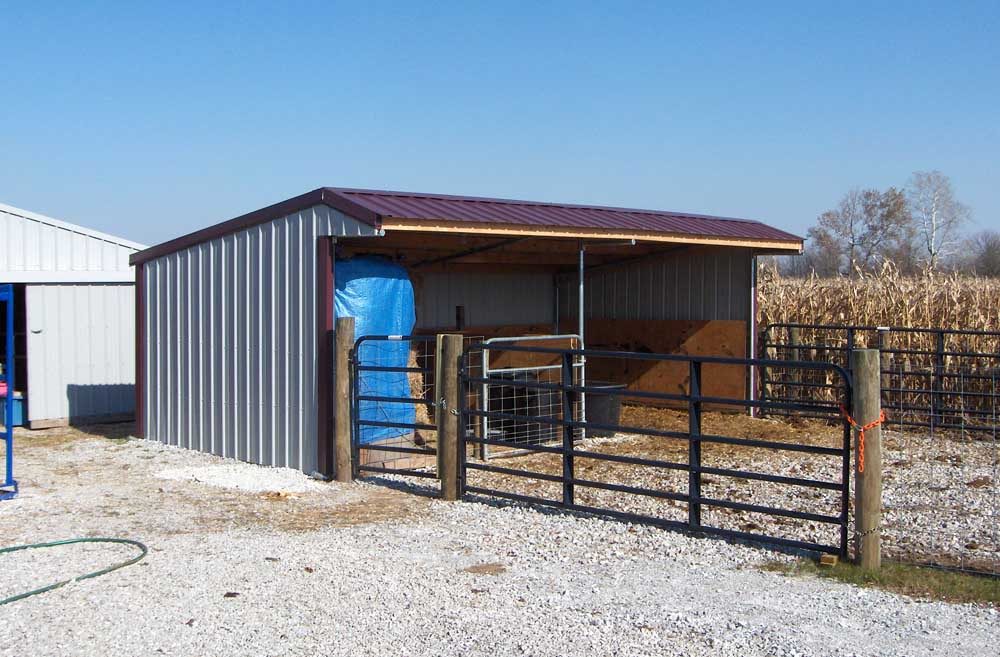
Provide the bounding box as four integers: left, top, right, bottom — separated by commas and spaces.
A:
1, 425, 997, 657
467, 410, 999, 573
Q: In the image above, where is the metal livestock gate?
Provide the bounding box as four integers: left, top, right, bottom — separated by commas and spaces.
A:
458, 343, 855, 557
1, 284, 18, 500
351, 335, 439, 479
761, 323, 1000, 574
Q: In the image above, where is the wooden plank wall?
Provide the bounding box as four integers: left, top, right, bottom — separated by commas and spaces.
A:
584, 319, 748, 404
416, 319, 747, 403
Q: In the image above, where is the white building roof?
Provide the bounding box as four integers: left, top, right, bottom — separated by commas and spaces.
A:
0, 202, 146, 283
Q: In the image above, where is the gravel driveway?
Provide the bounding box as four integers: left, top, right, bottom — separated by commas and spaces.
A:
0, 425, 996, 657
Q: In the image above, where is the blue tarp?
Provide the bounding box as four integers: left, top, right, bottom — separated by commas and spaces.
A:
334, 256, 416, 444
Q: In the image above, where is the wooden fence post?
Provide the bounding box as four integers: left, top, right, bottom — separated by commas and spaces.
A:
334, 316, 355, 483
851, 348, 882, 569
438, 333, 463, 501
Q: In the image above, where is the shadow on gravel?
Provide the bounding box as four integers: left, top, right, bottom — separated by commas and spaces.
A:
356, 474, 441, 499
458, 491, 823, 560
358, 471, 823, 562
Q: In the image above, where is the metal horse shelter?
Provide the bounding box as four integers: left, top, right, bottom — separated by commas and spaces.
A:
131, 187, 802, 476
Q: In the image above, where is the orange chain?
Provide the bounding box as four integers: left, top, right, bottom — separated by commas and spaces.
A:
839, 405, 886, 473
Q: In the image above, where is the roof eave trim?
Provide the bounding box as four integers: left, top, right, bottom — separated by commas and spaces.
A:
129, 189, 384, 265
378, 217, 804, 252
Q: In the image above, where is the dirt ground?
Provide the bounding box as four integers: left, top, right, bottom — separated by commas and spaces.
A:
0, 423, 430, 541
0, 421, 997, 657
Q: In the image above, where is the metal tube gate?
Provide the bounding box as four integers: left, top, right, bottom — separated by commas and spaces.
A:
1, 284, 18, 500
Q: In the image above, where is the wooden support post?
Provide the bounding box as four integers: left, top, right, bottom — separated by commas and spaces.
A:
851, 348, 882, 570
438, 333, 463, 501
334, 316, 355, 483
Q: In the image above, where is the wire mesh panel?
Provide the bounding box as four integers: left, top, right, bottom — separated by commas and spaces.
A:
460, 344, 854, 557
478, 335, 584, 459
881, 364, 999, 575
352, 335, 438, 479
761, 323, 1000, 574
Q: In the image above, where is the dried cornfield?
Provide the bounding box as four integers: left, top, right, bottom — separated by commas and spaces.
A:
758, 262, 1000, 436
756, 264, 999, 575
758, 262, 1000, 333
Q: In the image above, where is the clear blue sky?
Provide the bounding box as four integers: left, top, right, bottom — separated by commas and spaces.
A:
2, 1, 997, 246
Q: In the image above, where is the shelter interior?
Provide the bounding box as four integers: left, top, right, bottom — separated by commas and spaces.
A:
338, 230, 755, 403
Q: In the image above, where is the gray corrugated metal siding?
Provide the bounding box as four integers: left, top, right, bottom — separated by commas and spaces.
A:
559, 247, 751, 322
416, 270, 554, 329
142, 205, 377, 472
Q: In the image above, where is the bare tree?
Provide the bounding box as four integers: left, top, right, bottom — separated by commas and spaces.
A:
964, 230, 1000, 276
806, 187, 912, 276
905, 171, 970, 271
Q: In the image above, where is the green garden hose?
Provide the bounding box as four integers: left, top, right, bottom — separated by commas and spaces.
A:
0, 537, 147, 605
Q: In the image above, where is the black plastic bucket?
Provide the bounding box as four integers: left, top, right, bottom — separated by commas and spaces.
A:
585, 381, 626, 437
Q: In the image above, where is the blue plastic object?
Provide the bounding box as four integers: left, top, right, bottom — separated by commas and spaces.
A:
1, 284, 18, 500
334, 257, 416, 444
0, 394, 23, 427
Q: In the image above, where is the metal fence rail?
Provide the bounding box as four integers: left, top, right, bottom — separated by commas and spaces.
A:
761, 323, 1000, 435
459, 344, 854, 557
351, 335, 439, 479
761, 322, 1000, 574
478, 334, 585, 460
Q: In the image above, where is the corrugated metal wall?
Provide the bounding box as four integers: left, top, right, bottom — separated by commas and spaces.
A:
25, 285, 136, 423
415, 270, 554, 329
0, 204, 140, 283
559, 247, 752, 322
142, 205, 377, 472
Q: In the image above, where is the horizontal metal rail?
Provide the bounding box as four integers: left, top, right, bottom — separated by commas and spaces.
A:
357, 443, 436, 456
479, 333, 585, 461
765, 322, 1000, 338
352, 334, 439, 481
357, 419, 437, 431
459, 343, 852, 557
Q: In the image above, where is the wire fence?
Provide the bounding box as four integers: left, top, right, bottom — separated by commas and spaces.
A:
351, 334, 483, 478
475, 335, 584, 459
761, 323, 1000, 574
352, 335, 438, 478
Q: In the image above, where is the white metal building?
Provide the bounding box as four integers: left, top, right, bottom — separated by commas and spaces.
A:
132, 188, 802, 475
0, 202, 145, 428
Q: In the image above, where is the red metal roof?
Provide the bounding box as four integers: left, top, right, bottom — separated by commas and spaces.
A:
327, 187, 802, 243
131, 187, 801, 265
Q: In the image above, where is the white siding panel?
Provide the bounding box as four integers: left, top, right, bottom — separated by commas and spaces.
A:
24, 284, 136, 423
141, 205, 377, 472
0, 204, 142, 283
